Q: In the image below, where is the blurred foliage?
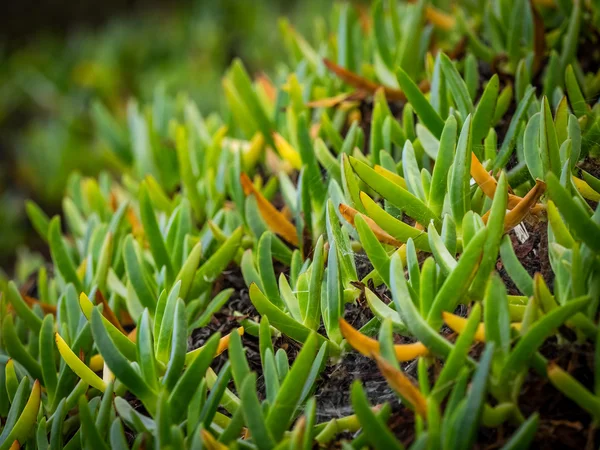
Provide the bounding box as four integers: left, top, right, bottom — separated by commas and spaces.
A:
0, 0, 329, 268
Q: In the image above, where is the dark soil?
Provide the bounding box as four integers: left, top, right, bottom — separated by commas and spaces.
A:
314, 299, 410, 423
496, 219, 553, 294
523, 339, 598, 449
188, 265, 263, 376
474, 339, 599, 450
577, 24, 600, 80
185, 259, 417, 436
579, 156, 600, 180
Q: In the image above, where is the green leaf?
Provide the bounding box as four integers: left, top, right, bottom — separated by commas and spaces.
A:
174, 126, 204, 222
90, 308, 156, 408
94, 231, 113, 294
169, 333, 219, 422
419, 257, 436, 316
349, 156, 440, 227
342, 154, 365, 212
391, 253, 454, 359
471, 172, 508, 294
326, 199, 357, 282
324, 242, 343, 343
546, 172, 600, 252
502, 414, 539, 450
417, 124, 440, 160
189, 288, 233, 330
257, 232, 283, 310
372, 1, 392, 67
350, 381, 405, 450
123, 235, 157, 311
277, 276, 301, 326
249, 284, 332, 350
500, 296, 589, 383
360, 193, 430, 251
2, 316, 43, 381
507, 0, 526, 63
189, 227, 243, 297
440, 53, 473, 118
0, 377, 29, 447
79, 396, 110, 450
49, 217, 83, 293
568, 114, 582, 169
137, 310, 159, 391
455, 343, 495, 450
63, 197, 86, 237
427, 227, 487, 330
114, 396, 156, 434
396, 0, 425, 80
297, 113, 326, 208
55, 332, 106, 392
266, 332, 319, 440
259, 315, 274, 368
396, 66, 444, 138
559, 0, 581, 76
402, 141, 426, 201
429, 53, 449, 117
449, 115, 473, 227
464, 53, 480, 101
314, 138, 341, 184
232, 71, 273, 147
493, 86, 535, 170
7, 281, 42, 334
79, 293, 137, 361
162, 298, 187, 391
484, 275, 511, 356
543, 51, 561, 99
306, 236, 326, 330
240, 373, 275, 450
472, 75, 499, 151
95, 381, 114, 438
524, 113, 543, 180
174, 241, 202, 301
555, 97, 570, 147
565, 65, 588, 118
222, 330, 248, 403
321, 113, 344, 154
39, 315, 57, 402
0, 379, 40, 450
493, 84, 513, 126
428, 115, 457, 217
432, 304, 481, 403
200, 362, 232, 428
26, 201, 50, 241
49, 399, 67, 450
109, 419, 130, 450
365, 287, 407, 333
540, 96, 562, 177
515, 59, 531, 103
355, 214, 392, 287
139, 183, 174, 283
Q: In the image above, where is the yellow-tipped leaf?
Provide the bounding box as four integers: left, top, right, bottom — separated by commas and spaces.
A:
340, 318, 428, 361
55, 333, 106, 392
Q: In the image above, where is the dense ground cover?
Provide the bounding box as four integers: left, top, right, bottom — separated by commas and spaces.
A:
0, 0, 325, 268
2, 0, 600, 448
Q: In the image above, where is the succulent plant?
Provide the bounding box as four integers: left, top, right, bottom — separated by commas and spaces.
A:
2, 0, 600, 448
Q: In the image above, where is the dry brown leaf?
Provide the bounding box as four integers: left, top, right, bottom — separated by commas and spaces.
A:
340, 318, 428, 361
241, 173, 299, 246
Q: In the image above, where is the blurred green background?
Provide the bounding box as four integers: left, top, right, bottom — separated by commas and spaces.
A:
0, 0, 330, 272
